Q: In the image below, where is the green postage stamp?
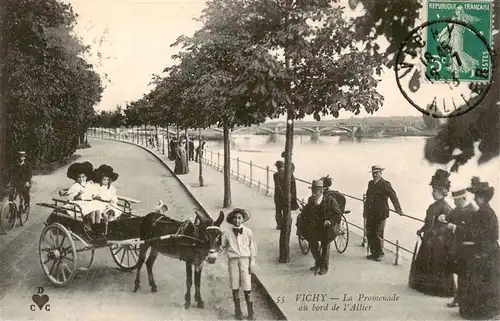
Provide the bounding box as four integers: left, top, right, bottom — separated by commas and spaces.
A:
425, 0, 493, 82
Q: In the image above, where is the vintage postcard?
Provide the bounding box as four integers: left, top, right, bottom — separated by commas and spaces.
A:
0, 0, 498, 321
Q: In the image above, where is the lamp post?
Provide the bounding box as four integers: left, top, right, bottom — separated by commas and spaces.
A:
198, 128, 204, 186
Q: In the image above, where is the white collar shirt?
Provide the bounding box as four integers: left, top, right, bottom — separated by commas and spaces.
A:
314, 194, 323, 205
222, 224, 257, 260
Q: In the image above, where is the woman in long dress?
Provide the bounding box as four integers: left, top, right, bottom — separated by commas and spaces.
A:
174, 140, 189, 174
409, 169, 455, 296
450, 177, 500, 320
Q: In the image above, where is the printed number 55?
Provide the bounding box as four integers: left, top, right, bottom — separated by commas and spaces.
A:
276, 296, 285, 304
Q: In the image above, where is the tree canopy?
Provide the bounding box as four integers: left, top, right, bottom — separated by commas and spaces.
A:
1, 0, 103, 169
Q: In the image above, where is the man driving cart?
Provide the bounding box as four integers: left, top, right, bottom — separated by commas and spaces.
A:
298, 179, 343, 275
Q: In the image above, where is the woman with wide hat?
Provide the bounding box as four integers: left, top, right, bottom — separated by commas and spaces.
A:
93, 164, 120, 222
451, 177, 499, 319
409, 169, 455, 297
64, 161, 100, 225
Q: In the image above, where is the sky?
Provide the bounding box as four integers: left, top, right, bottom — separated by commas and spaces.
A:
65, 0, 476, 121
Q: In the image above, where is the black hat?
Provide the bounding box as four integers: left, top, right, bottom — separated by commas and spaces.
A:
430, 169, 451, 190
93, 164, 119, 183
466, 177, 494, 201
275, 160, 284, 168
67, 162, 94, 181
321, 175, 332, 188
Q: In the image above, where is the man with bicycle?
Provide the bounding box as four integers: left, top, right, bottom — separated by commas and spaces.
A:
7, 151, 32, 211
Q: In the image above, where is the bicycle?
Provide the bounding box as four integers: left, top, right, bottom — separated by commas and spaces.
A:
0, 186, 30, 234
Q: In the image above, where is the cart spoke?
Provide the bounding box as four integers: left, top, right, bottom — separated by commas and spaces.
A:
55, 262, 62, 281
49, 260, 57, 276
129, 247, 139, 262
120, 247, 126, 264
43, 257, 54, 265
58, 235, 67, 250
62, 256, 74, 263
44, 232, 56, 249
60, 262, 67, 283
126, 248, 131, 266
112, 246, 124, 256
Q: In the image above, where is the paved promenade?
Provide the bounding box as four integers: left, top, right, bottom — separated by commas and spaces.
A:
123, 138, 462, 321
0, 139, 279, 321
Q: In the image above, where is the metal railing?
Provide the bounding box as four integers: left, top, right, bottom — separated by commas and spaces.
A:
88, 127, 426, 264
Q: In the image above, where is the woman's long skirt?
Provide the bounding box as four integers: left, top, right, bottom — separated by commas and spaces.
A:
409, 234, 455, 297
460, 245, 500, 320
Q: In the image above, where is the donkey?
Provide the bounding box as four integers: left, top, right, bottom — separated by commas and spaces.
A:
133, 201, 224, 309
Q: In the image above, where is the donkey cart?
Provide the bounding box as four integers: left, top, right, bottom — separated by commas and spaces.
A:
37, 196, 144, 287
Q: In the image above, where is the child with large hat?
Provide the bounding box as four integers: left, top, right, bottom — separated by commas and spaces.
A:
64, 162, 101, 228
220, 208, 257, 320
93, 164, 120, 223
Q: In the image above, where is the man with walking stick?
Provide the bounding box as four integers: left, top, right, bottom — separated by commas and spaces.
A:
363, 165, 404, 262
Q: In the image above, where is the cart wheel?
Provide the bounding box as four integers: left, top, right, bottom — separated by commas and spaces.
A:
298, 236, 310, 255
110, 244, 140, 271
334, 215, 349, 253
0, 201, 17, 234
18, 198, 30, 226
39, 223, 77, 286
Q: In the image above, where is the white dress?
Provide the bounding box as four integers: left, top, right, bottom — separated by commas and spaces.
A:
65, 182, 101, 216
95, 184, 122, 220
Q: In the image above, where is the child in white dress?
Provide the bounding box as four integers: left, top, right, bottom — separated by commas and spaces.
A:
63, 162, 101, 227
93, 164, 120, 222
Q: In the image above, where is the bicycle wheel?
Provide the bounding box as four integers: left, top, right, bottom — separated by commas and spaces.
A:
334, 215, 349, 254
0, 200, 17, 234
298, 236, 310, 254
18, 195, 30, 226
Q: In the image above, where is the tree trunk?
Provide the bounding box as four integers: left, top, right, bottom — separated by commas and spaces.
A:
279, 0, 293, 263
222, 123, 231, 208
176, 126, 180, 140
280, 114, 294, 263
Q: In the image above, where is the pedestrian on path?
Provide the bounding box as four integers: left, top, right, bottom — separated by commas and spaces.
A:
221, 208, 257, 320
174, 140, 189, 174
301, 180, 342, 275
442, 186, 478, 308
273, 161, 286, 230
452, 177, 499, 319
363, 165, 404, 262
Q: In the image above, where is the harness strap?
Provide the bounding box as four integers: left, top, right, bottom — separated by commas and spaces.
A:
175, 220, 192, 238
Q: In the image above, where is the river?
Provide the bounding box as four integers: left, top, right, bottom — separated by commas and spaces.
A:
203, 134, 499, 257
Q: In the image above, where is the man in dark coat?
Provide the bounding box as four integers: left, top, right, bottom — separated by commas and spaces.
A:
440, 187, 478, 308
8, 151, 32, 208
273, 161, 286, 230
363, 165, 403, 261
169, 138, 177, 160
301, 180, 342, 275
274, 160, 298, 230
188, 139, 195, 161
